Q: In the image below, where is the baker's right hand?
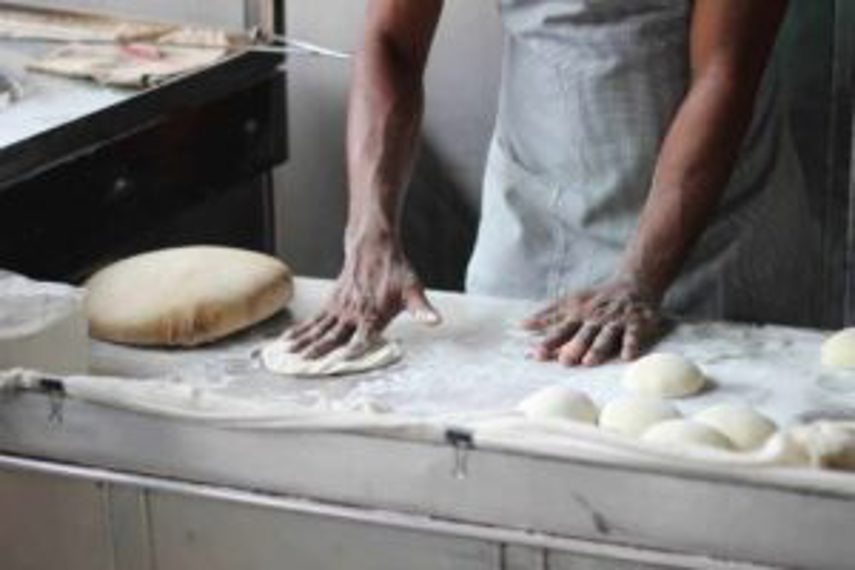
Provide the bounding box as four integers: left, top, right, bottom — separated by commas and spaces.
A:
284, 231, 441, 359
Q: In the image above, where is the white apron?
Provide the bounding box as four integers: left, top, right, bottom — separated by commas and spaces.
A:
465, 0, 823, 326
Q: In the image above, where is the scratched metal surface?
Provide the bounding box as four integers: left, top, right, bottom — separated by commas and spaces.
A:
0, 40, 129, 149
89, 278, 855, 429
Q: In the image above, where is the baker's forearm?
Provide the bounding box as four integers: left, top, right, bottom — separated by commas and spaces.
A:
619, 75, 758, 299
619, 0, 787, 301
346, 38, 424, 245
344, 0, 443, 248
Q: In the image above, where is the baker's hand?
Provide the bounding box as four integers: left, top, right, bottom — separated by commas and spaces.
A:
522, 279, 662, 366
285, 232, 441, 358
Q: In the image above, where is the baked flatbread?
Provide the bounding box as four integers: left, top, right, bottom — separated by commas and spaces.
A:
85, 246, 293, 347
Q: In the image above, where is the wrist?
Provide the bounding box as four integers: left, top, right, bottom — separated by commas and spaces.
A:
611, 266, 667, 306
344, 216, 400, 257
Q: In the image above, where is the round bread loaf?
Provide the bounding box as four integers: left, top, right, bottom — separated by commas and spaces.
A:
85, 246, 293, 346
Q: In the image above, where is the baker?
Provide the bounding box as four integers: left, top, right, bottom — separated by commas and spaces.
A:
287, 0, 820, 366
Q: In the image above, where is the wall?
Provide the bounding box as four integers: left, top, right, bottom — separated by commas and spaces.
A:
276, 1, 503, 287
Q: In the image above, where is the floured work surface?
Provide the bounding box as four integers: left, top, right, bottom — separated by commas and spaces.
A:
3, 278, 855, 568
87, 278, 855, 426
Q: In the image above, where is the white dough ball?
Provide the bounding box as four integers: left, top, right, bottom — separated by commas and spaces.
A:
517, 385, 598, 425
623, 353, 705, 399
642, 419, 734, 451
821, 328, 855, 368
599, 397, 681, 437
694, 403, 777, 451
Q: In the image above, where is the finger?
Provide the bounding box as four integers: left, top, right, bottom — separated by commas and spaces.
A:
558, 322, 601, 366
344, 319, 383, 360
304, 322, 357, 360
521, 303, 560, 331
532, 319, 582, 361
582, 323, 623, 366
289, 315, 337, 352
283, 312, 326, 340
404, 286, 442, 326
621, 322, 645, 361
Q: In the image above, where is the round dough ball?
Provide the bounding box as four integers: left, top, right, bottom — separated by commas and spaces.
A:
642, 419, 734, 451
821, 328, 855, 368
86, 246, 293, 347
599, 397, 681, 438
694, 403, 777, 451
623, 353, 705, 399
517, 385, 598, 425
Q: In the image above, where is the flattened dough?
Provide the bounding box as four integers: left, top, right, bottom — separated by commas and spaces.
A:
694, 403, 777, 451
623, 353, 705, 399
599, 397, 681, 438
86, 246, 293, 347
517, 385, 598, 424
261, 339, 402, 378
642, 419, 734, 451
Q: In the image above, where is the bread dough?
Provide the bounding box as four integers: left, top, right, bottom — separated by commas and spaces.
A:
599, 397, 681, 437
623, 353, 705, 399
642, 419, 734, 451
821, 328, 855, 368
0, 272, 88, 375
261, 339, 402, 378
517, 385, 598, 424
86, 246, 292, 347
29, 43, 227, 88
694, 403, 777, 451
790, 421, 855, 470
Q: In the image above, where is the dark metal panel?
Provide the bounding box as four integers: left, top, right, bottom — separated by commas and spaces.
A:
0, 73, 286, 281
0, 51, 283, 188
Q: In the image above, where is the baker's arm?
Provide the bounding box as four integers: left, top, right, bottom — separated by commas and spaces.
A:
620, 0, 788, 299
525, 0, 788, 365
288, 0, 444, 357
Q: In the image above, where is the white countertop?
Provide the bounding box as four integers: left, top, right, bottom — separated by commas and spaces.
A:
89, 277, 855, 428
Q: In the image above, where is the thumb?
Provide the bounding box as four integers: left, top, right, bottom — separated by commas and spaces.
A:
404, 285, 442, 326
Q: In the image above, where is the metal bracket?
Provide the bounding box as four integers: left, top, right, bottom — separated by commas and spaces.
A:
38, 378, 66, 425
445, 428, 475, 480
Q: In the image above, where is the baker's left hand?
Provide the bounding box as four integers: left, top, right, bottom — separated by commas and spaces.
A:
522, 279, 662, 366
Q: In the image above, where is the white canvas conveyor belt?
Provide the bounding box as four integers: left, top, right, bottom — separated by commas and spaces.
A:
2, 278, 855, 568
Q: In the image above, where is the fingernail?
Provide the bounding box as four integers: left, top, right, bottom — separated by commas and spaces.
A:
416, 310, 441, 325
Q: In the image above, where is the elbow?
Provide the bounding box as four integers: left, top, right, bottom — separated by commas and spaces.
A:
689, 59, 766, 112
